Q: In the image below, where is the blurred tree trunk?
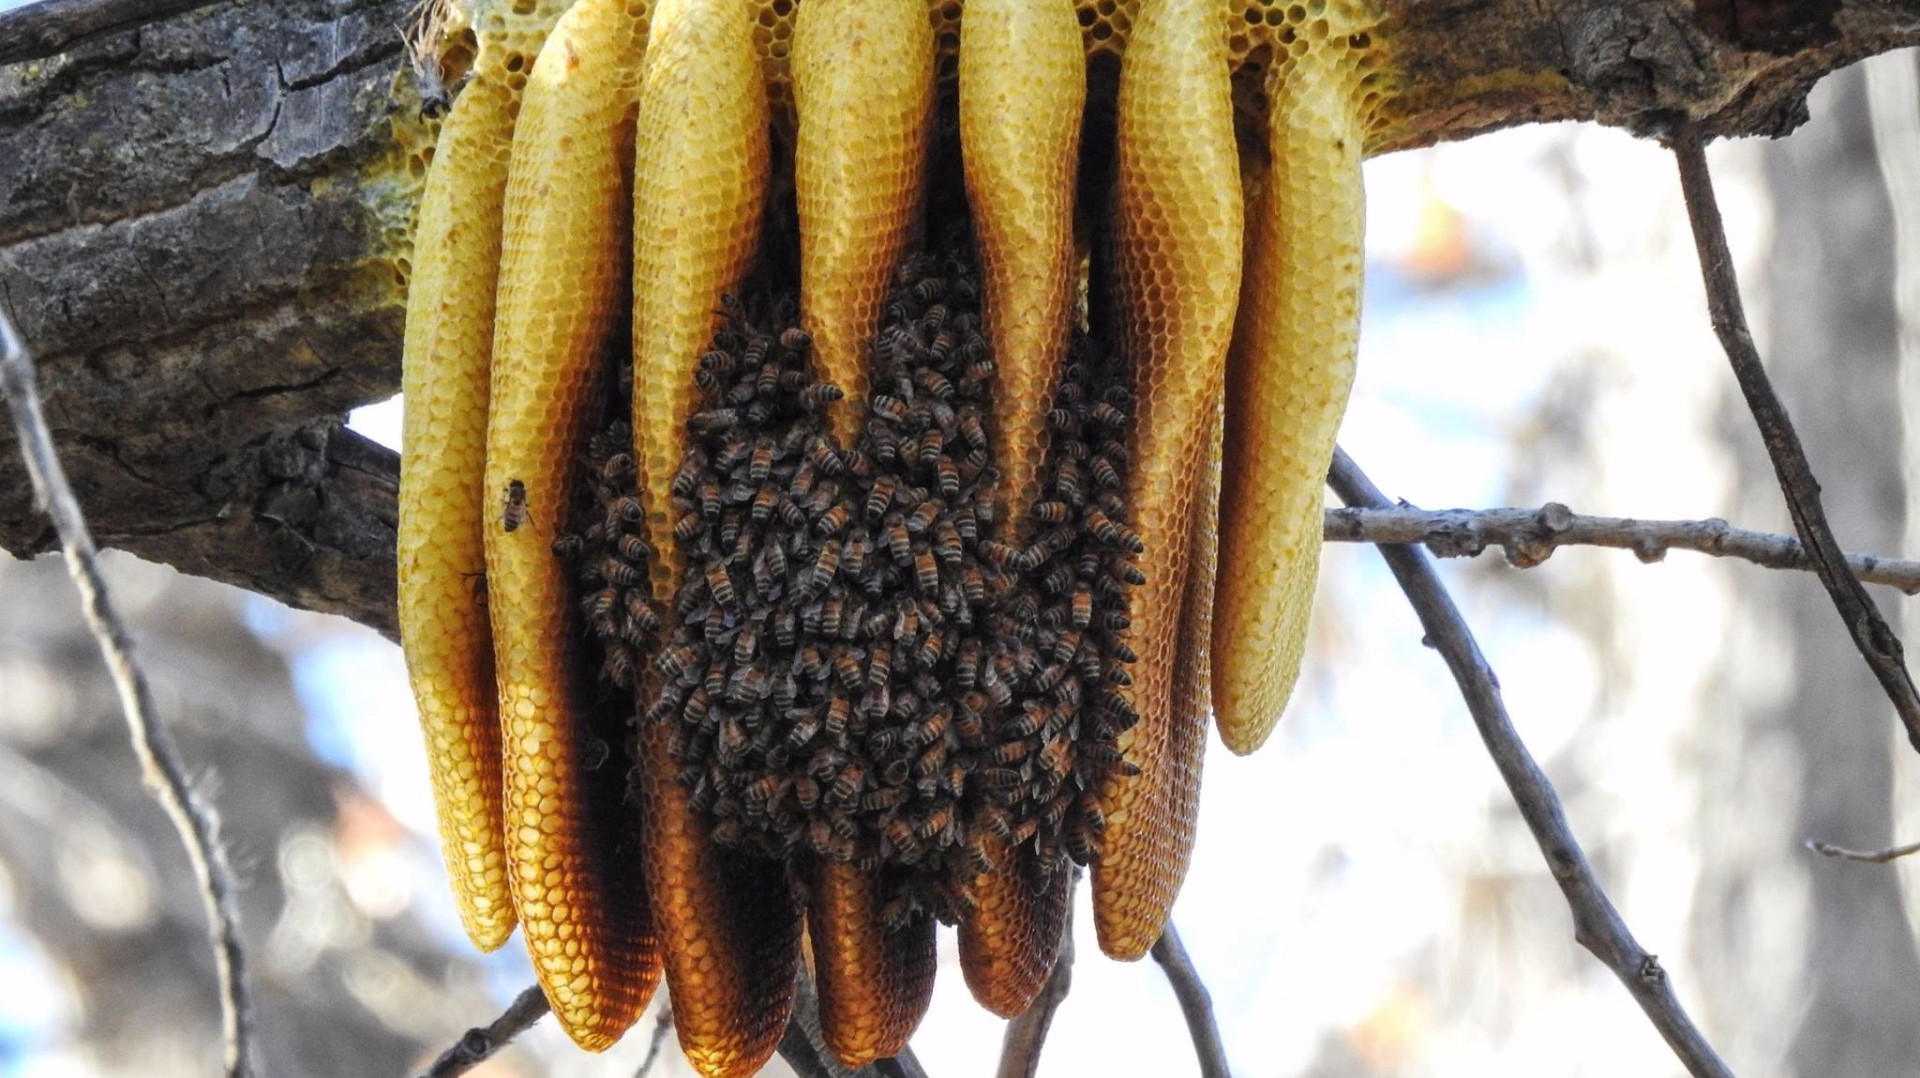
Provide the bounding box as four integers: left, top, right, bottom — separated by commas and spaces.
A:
0, 553, 494, 1075
1716, 60, 1920, 1076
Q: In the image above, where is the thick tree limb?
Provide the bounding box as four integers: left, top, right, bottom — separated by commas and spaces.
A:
0, 307, 254, 1076
1324, 503, 1920, 593
1328, 447, 1735, 1078
0, 0, 232, 65
2, 0, 1918, 632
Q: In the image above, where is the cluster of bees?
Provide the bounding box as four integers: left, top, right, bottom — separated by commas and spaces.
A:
559, 230, 1143, 921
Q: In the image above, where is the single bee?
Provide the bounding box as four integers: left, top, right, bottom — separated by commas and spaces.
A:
815, 503, 852, 537
824, 695, 852, 737
780, 326, 812, 351
787, 709, 822, 749
654, 644, 700, 679
915, 630, 943, 669
914, 366, 955, 400
1091, 456, 1121, 490
600, 557, 645, 587
867, 642, 892, 688
551, 533, 586, 561
750, 485, 780, 525
602, 643, 637, 688
674, 511, 704, 541
806, 436, 843, 475
830, 759, 869, 804
501, 479, 529, 531
861, 786, 908, 812
800, 382, 843, 409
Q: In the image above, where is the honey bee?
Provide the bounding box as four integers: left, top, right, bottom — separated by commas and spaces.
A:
873, 524, 908, 568
742, 486, 774, 526
732, 628, 758, 667
501, 479, 529, 531
1091, 456, 1121, 490
674, 511, 703, 541
824, 695, 852, 737
799, 382, 844, 410
806, 436, 843, 476
861, 786, 908, 811
915, 630, 943, 669
787, 708, 822, 748
830, 760, 869, 804
596, 557, 641, 587
814, 503, 852, 537
914, 366, 954, 400
867, 642, 892, 688
779, 326, 812, 351
654, 644, 701, 679
793, 776, 821, 810
962, 833, 995, 875
910, 277, 945, 304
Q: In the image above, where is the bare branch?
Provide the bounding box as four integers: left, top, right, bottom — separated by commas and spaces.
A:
1327, 447, 1735, 1078
413, 986, 549, 1078
1151, 923, 1231, 1078
1323, 503, 1920, 593
0, 309, 253, 1074
1805, 838, 1920, 864
0, 0, 231, 65
1672, 124, 1920, 753
634, 1002, 674, 1078
996, 876, 1078, 1078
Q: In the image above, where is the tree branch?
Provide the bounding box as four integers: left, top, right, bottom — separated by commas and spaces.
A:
995, 878, 1078, 1078
0, 0, 231, 65
1805, 838, 1920, 863
1327, 447, 1735, 1078
1324, 503, 1920, 593
1671, 124, 1920, 753
1151, 923, 1231, 1078
412, 985, 549, 1078
0, 308, 253, 1075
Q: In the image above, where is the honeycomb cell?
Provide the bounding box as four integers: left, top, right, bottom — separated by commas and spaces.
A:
483, 0, 660, 1048
1212, 29, 1367, 754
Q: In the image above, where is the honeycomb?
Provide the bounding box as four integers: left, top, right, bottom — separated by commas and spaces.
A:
394, 0, 573, 952
400, 0, 1393, 1059
1213, 27, 1368, 753
480, 0, 659, 1048
1091, 0, 1243, 961
631, 0, 770, 595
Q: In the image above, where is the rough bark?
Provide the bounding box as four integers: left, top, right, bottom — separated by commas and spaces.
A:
0, 0, 1916, 638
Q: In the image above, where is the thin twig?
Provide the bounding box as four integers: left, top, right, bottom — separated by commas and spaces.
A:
1151, 922, 1231, 1078
413, 985, 549, 1078
995, 877, 1078, 1078
1322, 503, 1920, 593
634, 1001, 674, 1077
1328, 447, 1735, 1078
0, 310, 253, 1073
1672, 124, 1920, 752
1805, 838, 1920, 864
0, 0, 232, 65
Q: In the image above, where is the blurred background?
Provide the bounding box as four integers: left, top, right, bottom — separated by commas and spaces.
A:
1, 43, 1918, 1078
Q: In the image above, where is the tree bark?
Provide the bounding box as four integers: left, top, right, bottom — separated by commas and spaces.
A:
0, 0, 1916, 638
